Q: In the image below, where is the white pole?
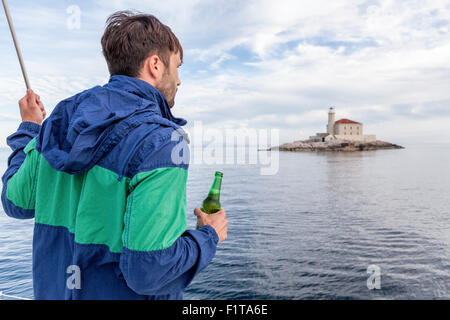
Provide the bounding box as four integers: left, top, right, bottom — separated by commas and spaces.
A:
2, 0, 31, 89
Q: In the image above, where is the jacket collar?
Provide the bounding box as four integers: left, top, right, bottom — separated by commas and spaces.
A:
107, 75, 187, 127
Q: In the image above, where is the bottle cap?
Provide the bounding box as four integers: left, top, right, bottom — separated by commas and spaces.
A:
215, 171, 223, 177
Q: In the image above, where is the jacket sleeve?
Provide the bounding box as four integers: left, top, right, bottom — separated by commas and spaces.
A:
119, 140, 218, 296
1, 121, 41, 219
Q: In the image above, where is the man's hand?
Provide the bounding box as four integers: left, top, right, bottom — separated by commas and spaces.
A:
194, 208, 228, 243
18, 89, 46, 125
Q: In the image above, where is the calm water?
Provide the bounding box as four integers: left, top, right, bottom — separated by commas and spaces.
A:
1, 143, 450, 300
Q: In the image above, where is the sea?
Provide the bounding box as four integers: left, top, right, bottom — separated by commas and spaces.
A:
1, 142, 449, 300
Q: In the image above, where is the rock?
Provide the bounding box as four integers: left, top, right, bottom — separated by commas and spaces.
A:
266, 140, 404, 152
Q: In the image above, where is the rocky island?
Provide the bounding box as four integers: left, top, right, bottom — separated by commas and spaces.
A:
267, 139, 404, 152
265, 107, 404, 152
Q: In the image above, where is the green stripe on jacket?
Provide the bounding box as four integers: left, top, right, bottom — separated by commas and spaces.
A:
6, 137, 188, 253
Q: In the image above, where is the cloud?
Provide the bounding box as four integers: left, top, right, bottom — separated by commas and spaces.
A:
1, 0, 450, 145
209, 53, 235, 70
0, 113, 20, 121
174, 0, 450, 144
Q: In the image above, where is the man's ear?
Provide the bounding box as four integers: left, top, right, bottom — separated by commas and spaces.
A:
137, 55, 163, 87
146, 54, 162, 80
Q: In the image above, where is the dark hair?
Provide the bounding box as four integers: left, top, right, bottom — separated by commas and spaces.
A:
101, 10, 183, 77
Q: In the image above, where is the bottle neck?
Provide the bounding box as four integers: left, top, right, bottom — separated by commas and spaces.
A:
208, 176, 222, 200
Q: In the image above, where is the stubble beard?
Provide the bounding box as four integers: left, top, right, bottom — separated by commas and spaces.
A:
167, 93, 175, 108
158, 72, 177, 108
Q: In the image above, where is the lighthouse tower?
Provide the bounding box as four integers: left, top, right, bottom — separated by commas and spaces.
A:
327, 107, 335, 135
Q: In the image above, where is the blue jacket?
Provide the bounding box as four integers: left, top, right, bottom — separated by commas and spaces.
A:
1, 75, 218, 299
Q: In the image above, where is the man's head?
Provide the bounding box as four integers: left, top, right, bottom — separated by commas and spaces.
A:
101, 11, 183, 107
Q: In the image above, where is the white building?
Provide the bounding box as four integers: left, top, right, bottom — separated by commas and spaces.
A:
309, 107, 376, 142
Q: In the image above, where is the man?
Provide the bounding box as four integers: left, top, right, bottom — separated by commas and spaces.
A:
1, 10, 227, 300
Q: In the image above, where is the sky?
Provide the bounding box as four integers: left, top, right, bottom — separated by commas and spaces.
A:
1, 0, 450, 148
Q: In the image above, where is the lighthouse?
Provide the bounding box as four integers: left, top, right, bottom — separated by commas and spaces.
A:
309, 107, 376, 143
327, 107, 335, 135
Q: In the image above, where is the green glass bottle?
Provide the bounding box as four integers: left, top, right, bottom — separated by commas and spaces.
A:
201, 171, 223, 214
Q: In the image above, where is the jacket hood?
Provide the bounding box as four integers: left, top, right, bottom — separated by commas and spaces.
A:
36, 75, 187, 175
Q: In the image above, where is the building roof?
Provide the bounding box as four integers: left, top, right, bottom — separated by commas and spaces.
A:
334, 118, 361, 125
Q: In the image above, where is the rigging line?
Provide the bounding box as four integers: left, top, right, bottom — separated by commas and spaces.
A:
0, 290, 32, 300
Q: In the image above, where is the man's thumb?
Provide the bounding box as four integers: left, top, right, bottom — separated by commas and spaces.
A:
26, 89, 35, 103
194, 208, 205, 217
